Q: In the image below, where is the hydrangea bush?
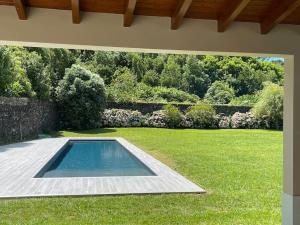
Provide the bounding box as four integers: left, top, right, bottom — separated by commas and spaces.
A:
145, 110, 167, 128
218, 115, 231, 129
102, 109, 144, 127
100, 108, 273, 130
179, 116, 194, 128
231, 112, 260, 129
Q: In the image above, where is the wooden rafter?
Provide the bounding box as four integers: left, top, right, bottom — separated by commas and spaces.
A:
13, 0, 27, 20
171, 0, 193, 30
71, 0, 80, 24
124, 0, 137, 27
261, 0, 300, 34
218, 0, 250, 32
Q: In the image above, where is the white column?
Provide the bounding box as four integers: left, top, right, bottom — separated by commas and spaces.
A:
283, 56, 300, 225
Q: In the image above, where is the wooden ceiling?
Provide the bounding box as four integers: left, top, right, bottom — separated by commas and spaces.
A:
1, 0, 300, 33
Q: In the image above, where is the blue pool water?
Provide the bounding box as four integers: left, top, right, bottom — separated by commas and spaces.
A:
36, 140, 155, 178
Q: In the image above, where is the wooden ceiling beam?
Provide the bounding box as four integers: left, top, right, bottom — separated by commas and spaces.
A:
124, 0, 137, 27
171, 0, 193, 30
218, 0, 250, 32
71, 0, 80, 24
13, 0, 27, 20
261, 0, 300, 34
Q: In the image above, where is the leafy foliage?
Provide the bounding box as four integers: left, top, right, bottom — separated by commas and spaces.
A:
229, 94, 259, 106
56, 65, 106, 129
0, 46, 284, 105
0, 47, 16, 96
160, 56, 187, 90
21, 51, 51, 100
204, 81, 235, 104
163, 104, 182, 128
252, 83, 283, 129
136, 84, 199, 103
108, 68, 137, 103
183, 55, 210, 97
142, 70, 160, 86
186, 103, 216, 128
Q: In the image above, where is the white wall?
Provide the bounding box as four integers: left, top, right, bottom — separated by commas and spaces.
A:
1, 5, 300, 224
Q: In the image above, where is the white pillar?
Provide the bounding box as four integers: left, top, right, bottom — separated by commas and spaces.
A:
283, 56, 300, 225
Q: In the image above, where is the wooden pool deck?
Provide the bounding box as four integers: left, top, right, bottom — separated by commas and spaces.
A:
0, 137, 205, 198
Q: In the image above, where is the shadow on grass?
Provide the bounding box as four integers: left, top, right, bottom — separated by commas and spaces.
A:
50, 128, 117, 137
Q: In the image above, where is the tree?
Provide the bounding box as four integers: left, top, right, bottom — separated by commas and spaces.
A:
204, 81, 235, 104
108, 68, 137, 102
48, 49, 76, 97
200, 55, 223, 82
160, 56, 187, 90
0, 47, 15, 96
151, 55, 165, 74
131, 53, 147, 82
22, 51, 51, 100
7, 47, 35, 98
56, 65, 107, 129
183, 55, 210, 98
142, 70, 160, 86
219, 57, 262, 96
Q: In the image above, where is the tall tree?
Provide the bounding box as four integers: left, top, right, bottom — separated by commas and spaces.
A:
0, 47, 15, 96
183, 55, 210, 98
22, 51, 51, 100
160, 56, 187, 90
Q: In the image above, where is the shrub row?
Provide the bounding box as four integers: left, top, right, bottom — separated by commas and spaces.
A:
102, 106, 271, 129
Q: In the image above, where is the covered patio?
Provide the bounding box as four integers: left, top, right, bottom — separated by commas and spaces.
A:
0, 0, 300, 224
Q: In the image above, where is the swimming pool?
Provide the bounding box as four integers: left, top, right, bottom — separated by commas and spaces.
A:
35, 140, 156, 178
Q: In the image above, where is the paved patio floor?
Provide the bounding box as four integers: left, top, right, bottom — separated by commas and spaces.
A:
0, 137, 204, 198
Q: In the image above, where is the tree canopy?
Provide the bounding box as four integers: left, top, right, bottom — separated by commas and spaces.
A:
0, 46, 284, 105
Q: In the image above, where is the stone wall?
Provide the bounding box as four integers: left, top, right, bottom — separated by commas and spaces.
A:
107, 102, 251, 115
0, 97, 58, 144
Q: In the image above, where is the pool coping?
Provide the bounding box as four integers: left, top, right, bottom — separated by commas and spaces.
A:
0, 137, 205, 198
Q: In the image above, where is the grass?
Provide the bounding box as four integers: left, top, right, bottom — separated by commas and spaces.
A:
0, 128, 282, 225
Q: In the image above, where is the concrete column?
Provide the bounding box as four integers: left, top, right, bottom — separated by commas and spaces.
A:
283, 56, 300, 225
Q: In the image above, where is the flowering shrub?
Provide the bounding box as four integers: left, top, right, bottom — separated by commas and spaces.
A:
231, 112, 260, 129
145, 110, 167, 128
218, 115, 231, 129
102, 109, 144, 127
101, 108, 272, 130
179, 116, 194, 128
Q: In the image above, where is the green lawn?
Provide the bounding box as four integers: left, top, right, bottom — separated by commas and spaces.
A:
0, 128, 282, 225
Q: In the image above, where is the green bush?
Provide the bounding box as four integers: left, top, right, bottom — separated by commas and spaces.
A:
186, 103, 216, 128
56, 65, 106, 129
136, 83, 199, 103
204, 81, 235, 104
229, 94, 259, 106
252, 83, 283, 129
142, 70, 160, 87
107, 68, 137, 103
163, 104, 182, 128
